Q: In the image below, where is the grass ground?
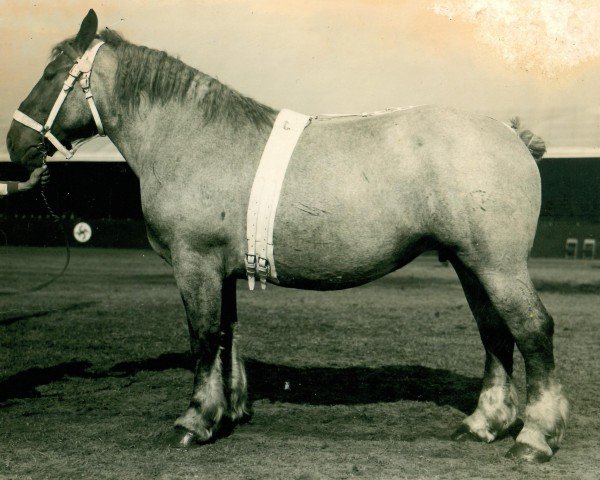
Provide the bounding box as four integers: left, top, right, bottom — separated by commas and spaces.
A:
1, 248, 598, 480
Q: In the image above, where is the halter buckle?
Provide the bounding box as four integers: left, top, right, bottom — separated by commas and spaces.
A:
77, 58, 92, 73
80, 73, 91, 90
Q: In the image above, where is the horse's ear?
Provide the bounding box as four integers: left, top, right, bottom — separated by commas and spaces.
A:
74, 9, 98, 51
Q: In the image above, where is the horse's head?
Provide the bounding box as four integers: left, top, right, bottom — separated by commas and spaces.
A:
6, 9, 103, 167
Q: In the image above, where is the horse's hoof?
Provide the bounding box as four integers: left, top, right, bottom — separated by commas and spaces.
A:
505, 442, 552, 463
175, 431, 198, 448
451, 424, 485, 442
232, 410, 253, 426
168, 427, 206, 448
173, 425, 215, 447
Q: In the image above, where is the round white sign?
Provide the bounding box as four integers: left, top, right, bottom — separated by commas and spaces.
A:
73, 222, 93, 243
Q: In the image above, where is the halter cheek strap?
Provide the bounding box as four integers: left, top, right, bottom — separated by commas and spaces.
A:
12, 39, 106, 160
12, 110, 72, 158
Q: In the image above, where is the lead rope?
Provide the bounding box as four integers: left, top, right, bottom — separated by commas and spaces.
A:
0, 160, 71, 296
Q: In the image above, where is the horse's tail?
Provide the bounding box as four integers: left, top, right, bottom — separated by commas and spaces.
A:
510, 117, 546, 161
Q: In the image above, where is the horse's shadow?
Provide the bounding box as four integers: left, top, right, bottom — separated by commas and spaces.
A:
0, 352, 480, 414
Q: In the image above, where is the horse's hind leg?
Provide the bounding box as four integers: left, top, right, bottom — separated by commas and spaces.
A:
453, 258, 568, 462
450, 260, 518, 443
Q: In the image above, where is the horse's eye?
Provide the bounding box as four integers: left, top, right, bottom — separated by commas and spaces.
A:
43, 67, 56, 80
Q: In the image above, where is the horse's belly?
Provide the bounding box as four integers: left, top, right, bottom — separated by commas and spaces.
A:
270, 175, 433, 290
272, 234, 432, 290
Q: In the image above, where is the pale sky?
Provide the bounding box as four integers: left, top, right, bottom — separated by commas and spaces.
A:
1, 0, 600, 157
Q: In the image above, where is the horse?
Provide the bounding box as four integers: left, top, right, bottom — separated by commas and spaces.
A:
6, 10, 568, 462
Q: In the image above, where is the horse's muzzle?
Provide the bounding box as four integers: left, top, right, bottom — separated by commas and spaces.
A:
6, 121, 66, 167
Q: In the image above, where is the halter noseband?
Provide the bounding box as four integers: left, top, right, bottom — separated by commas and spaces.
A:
12, 39, 106, 160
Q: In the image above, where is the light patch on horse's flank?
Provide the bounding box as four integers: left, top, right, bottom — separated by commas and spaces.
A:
432, 1, 600, 76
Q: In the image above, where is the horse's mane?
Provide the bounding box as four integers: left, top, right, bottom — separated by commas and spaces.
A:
51, 29, 276, 130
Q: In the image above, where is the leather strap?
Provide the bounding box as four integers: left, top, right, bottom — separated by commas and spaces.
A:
44, 73, 76, 131
79, 39, 106, 135
312, 105, 418, 120
0, 182, 19, 195
12, 110, 73, 158
7, 181, 19, 195
246, 109, 311, 290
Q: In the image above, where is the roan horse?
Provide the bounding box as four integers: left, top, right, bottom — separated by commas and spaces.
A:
7, 10, 568, 462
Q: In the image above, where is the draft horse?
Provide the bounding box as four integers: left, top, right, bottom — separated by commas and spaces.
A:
7, 10, 568, 462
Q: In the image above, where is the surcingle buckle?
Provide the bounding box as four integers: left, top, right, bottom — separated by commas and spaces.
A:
257, 257, 270, 290
245, 254, 256, 290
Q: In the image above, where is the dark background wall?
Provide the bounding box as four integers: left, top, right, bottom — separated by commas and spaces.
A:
530, 158, 600, 258
1, 159, 599, 256
0, 162, 147, 248
537, 158, 600, 222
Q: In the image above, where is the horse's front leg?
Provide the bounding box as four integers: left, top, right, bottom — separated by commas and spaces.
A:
219, 276, 250, 426
171, 250, 229, 446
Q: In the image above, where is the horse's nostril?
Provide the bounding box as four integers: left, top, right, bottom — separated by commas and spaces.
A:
6, 135, 13, 151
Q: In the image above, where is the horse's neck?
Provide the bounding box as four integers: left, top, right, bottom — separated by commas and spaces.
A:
93, 48, 274, 179
106, 99, 202, 176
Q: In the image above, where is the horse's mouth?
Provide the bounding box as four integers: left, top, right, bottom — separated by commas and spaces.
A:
14, 139, 70, 167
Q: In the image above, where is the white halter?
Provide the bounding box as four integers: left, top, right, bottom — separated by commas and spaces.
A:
12, 39, 106, 159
